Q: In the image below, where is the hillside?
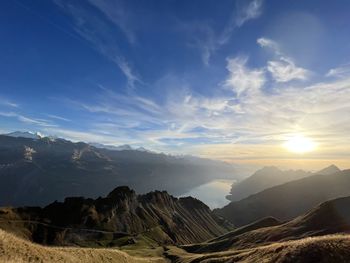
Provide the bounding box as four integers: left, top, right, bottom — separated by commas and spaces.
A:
0, 186, 230, 247
166, 234, 350, 263
215, 169, 350, 226
226, 166, 313, 201
183, 195, 350, 254
0, 134, 238, 206
0, 228, 164, 263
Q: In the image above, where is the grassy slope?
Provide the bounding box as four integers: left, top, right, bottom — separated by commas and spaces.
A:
165, 234, 350, 263
0, 229, 166, 263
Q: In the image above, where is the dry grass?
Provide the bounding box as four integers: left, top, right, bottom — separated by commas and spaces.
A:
166, 234, 350, 263
0, 229, 166, 263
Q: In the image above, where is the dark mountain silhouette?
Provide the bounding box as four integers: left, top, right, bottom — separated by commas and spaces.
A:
215, 169, 350, 227
0, 186, 230, 246
173, 196, 350, 262
0, 134, 239, 206
226, 166, 313, 201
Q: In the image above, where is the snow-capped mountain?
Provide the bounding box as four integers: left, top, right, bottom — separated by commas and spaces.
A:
6, 131, 43, 140
89, 143, 134, 151
89, 142, 152, 152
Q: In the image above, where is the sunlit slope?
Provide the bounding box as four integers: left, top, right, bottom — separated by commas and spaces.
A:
166, 235, 350, 263
0, 229, 165, 263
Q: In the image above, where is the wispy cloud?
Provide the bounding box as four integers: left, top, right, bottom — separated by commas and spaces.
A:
54, 0, 141, 90
326, 64, 350, 78
0, 97, 19, 108
266, 58, 309, 82
39, 64, 350, 163
114, 56, 142, 91
0, 111, 57, 127
257, 37, 309, 82
87, 0, 136, 44
235, 0, 264, 27
193, 0, 264, 65
225, 56, 265, 96
46, 114, 71, 122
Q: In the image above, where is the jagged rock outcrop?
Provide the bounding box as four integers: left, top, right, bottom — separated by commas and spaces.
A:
0, 186, 230, 246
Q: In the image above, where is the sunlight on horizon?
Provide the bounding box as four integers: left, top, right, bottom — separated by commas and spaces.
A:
284, 135, 317, 154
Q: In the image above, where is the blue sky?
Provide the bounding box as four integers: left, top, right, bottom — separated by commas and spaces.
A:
1, 0, 350, 168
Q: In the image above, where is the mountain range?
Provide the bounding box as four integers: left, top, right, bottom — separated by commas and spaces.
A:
215, 167, 350, 226
0, 186, 230, 247
168, 195, 350, 262
2, 165, 350, 262
226, 166, 313, 201
0, 133, 239, 206
226, 165, 341, 202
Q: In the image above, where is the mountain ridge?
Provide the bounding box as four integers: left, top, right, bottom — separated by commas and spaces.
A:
226, 166, 313, 201
0, 186, 231, 246
0, 134, 239, 206
216, 168, 350, 227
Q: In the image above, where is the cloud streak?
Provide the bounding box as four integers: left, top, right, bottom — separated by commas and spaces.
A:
54, 0, 141, 90
87, 0, 136, 44
257, 37, 310, 82
193, 0, 264, 65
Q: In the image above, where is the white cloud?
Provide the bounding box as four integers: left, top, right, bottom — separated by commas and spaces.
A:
38, 71, 350, 162
46, 114, 71, 122
326, 64, 350, 78
0, 97, 19, 108
0, 112, 57, 127
114, 56, 141, 91
257, 37, 279, 53
225, 56, 265, 96
267, 58, 309, 82
257, 37, 309, 82
236, 0, 264, 27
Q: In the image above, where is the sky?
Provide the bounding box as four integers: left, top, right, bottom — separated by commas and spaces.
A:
1, 0, 350, 170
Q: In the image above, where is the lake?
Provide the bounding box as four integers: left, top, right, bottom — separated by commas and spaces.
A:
181, 179, 235, 209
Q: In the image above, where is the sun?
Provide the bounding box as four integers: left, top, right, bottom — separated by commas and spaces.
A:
284, 134, 317, 154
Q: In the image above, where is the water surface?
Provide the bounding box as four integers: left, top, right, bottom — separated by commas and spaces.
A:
181, 179, 235, 209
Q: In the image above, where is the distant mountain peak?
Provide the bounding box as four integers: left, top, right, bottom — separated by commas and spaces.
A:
254, 166, 281, 175
6, 131, 43, 139
89, 142, 152, 152
317, 164, 341, 175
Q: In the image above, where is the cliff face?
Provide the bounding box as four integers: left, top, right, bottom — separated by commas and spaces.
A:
0, 186, 230, 246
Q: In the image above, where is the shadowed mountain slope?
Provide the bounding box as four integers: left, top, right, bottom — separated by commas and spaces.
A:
0, 186, 230, 246
0, 134, 238, 206
227, 165, 340, 202
216, 169, 350, 226
184, 195, 350, 254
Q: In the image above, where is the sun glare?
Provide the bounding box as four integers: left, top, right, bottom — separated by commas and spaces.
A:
284, 135, 316, 154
